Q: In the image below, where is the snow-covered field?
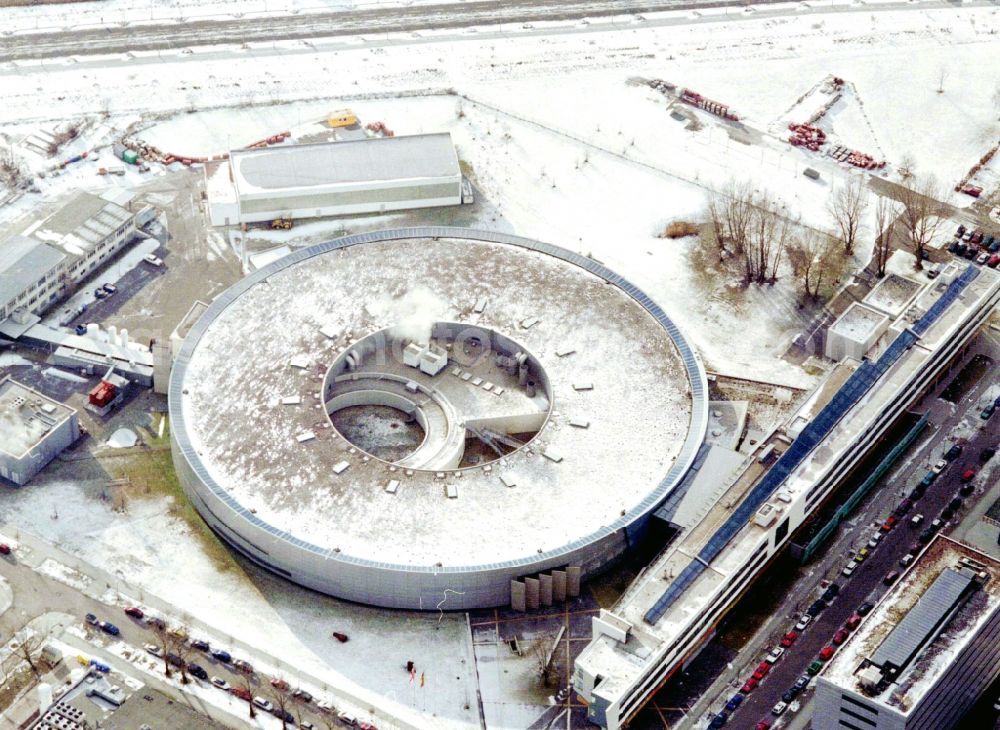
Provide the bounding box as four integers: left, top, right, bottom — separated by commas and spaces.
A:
2, 4, 1000, 728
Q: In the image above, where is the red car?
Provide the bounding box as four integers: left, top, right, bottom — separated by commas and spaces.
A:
332, 632, 349, 643
845, 614, 862, 631
833, 628, 850, 645
962, 469, 976, 482
231, 687, 252, 701
756, 722, 772, 730
819, 646, 835, 661
741, 678, 759, 694
0, 544, 10, 555
756, 661, 771, 675
124, 607, 144, 619
270, 678, 289, 690
881, 516, 897, 532
780, 631, 798, 647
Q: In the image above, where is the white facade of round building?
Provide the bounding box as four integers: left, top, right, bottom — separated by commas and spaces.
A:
169, 228, 707, 609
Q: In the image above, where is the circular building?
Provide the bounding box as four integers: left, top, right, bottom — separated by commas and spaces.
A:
169, 228, 707, 610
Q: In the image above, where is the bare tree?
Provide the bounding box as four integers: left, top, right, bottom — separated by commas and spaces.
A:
12, 630, 44, 678
828, 176, 869, 255
788, 234, 839, 301
873, 196, 899, 277
898, 175, 946, 270
269, 687, 292, 730
528, 635, 558, 687
237, 675, 257, 719
898, 154, 917, 181
937, 66, 948, 94
149, 621, 174, 678
166, 626, 192, 684
705, 181, 790, 284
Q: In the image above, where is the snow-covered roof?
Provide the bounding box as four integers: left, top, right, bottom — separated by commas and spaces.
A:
231, 133, 460, 194
820, 537, 1000, 713
22, 191, 133, 260
0, 376, 76, 458
171, 229, 706, 569
0, 235, 65, 308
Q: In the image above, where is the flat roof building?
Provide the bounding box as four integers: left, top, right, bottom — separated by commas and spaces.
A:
573, 261, 1000, 729
0, 376, 78, 486
815, 537, 1000, 730
206, 133, 464, 226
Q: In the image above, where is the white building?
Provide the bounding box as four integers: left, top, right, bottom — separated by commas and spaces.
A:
0, 236, 67, 322
825, 302, 891, 361
23, 190, 145, 285
572, 261, 1000, 729
815, 537, 1000, 730
0, 377, 79, 486
206, 133, 464, 226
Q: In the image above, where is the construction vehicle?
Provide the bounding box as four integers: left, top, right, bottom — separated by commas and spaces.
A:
271, 217, 293, 230
327, 110, 358, 128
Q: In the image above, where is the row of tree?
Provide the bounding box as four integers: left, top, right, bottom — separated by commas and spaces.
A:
704, 172, 946, 302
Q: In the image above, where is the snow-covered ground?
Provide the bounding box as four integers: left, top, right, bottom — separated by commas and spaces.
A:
2, 4, 1000, 728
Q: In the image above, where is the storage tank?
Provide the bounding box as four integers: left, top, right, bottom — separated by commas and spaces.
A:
122, 149, 139, 165
37, 682, 53, 710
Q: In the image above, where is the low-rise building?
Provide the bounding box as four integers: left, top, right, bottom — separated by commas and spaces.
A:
0, 376, 79, 486
0, 235, 67, 322
815, 536, 1000, 730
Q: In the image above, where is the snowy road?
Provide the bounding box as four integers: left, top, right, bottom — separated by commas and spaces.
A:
1, 0, 777, 62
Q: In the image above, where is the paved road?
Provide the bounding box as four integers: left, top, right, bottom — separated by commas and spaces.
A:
0, 0, 835, 63
664, 332, 1000, 730
0, 530, 390, 730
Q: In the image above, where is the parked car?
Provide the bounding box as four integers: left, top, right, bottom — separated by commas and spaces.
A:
846, 614, 862, 631
145, 616, 166, 631
292, 689, 313, 703
124, 607, 144, 619
867, 533, 883, 549
300, 723, 316, 730
85, 613, 99, 626
252, 697, 274, 712
751, 668, 768, 682
842, 562, 857, 578
807, 660, 823, 675
191, 639, 210, 652
821, 583, 840, 602
94, 288, 108, 299
90, 660, 110, 673
101, 283, 117, 295
188, 663, 208, 680
708, 712, 728, 728
945, 444, 963, 460
741, 678, 759, 694
780, 631, 798, 647
807, 599, 826, 617
144, 644, 162, 657
74, 323, 88, 336
233, 659, 254, 674
894, 499, 913, 516
316, 699, 335, 713
231, 687, 252, 701
755, 722, 772, 730
981, 447, 996, 462
272, 708, 294, 723
857, 601, 875, 616
931, 459, 948, 474
271, 678, 290, 690
211, 649, 232, 663
881, 516, 898, 532
884, 571, 900, 586
143, 254, 164, 267
724, 693, 744, 712
949, 496, 963, 512
981, 404, 996, 420
931, 518, 946, 531
794, 615, 812, 631
2, 542, 17, 554
211, 676, 230, 691
332, 631, 350, 643
989, 254, 1000, 268
100, 622, 120, 636
818, 646, 835, 661
854, 547, 871, 563
782, 689, 797, 703
919, 528, 935, 544
911, 513, 925, 527
793, 675, 811, 692
833, 628, 849, 645
900, 554, 915, 568
960, 483, 975, 497
977, 252, 990, 265
772, 701, 788, 717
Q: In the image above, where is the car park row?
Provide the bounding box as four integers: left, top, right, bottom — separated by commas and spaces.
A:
84, 607, 373, 729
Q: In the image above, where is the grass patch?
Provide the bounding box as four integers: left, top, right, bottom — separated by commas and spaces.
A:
659, 220, 700, 239
104, 442, 239, 574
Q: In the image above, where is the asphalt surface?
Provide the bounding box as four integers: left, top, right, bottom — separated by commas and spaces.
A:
0, 0, 783, 63
724, 352, 1000, 728
0, 535, 366, 729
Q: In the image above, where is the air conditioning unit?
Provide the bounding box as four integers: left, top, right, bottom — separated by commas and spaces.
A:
755, 502, 779, 528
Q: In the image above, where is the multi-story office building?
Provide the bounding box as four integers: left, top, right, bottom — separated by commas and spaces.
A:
572, 261, 1000, 729
0, 235, 67, 322
815, 536, 1000, 730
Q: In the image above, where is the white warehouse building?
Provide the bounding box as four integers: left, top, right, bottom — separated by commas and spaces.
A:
0, 376, 79, 486
206, 133, 465, 227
